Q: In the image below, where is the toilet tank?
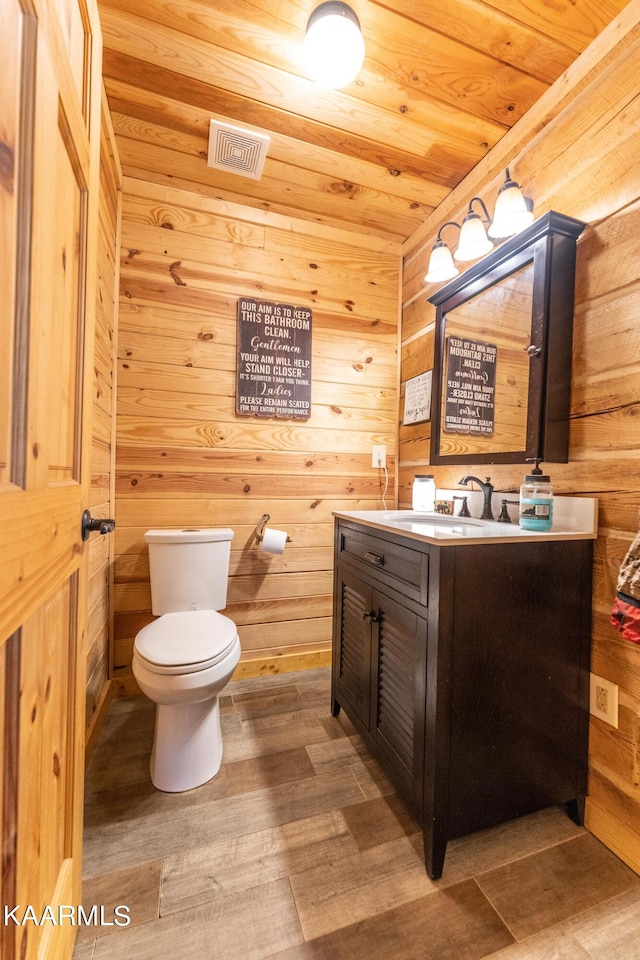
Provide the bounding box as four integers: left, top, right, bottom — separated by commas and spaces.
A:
144, 528, 234, 615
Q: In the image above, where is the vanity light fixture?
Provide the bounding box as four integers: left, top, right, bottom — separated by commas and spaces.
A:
302, 1, 365, 89
423, 221, 461, 284
424, 166, 534, 283
488, 168, 534, 239
454, 197, 494, 262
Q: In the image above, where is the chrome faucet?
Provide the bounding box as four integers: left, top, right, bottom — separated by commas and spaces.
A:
458, 476, 494, 520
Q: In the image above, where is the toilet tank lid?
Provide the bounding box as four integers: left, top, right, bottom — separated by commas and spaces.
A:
144, 528, 234, 543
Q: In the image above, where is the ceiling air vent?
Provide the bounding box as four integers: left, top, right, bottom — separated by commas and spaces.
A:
207, 120, 270, 181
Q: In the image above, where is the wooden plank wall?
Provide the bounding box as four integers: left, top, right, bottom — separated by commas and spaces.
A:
113, 180, 400, 692
400, 7, 640, 874
85, 91, 121, 752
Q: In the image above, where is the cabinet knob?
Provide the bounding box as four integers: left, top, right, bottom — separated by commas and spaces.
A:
362, 610, 380, 624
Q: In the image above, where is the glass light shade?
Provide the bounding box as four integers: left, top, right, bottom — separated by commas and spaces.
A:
302, 2, 365, 89
488, 181, 534, 238
454, 214, 493, 261
425, 241, 459, 284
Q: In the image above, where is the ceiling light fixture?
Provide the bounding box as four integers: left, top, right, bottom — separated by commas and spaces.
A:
302, 2, 365, 90
424, 167, 534, 284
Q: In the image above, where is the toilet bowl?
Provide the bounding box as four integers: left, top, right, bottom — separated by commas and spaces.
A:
133, 610, 240, 792
132, 527, 240, 793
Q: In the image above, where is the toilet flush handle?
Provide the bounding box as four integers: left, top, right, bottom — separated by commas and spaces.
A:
81, 509, 116, 541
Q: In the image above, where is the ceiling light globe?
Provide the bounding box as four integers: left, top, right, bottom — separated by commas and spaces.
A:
302, 2, 365, 89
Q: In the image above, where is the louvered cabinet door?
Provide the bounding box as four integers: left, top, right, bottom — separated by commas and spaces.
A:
371, 589, 426, 806
333, 564, 374, 728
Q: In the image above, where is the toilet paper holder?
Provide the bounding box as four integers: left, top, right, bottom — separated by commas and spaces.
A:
255, 513, 291, 545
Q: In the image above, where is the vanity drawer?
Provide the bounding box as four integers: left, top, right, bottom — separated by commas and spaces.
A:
338, 525, 428, 604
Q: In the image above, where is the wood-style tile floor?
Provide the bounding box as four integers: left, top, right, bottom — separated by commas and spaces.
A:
75, 668, 640, 960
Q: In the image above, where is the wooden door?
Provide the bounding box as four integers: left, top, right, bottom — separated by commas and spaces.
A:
1, 0, 102, 958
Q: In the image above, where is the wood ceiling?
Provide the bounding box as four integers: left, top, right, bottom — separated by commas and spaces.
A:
99, 0, 628, 248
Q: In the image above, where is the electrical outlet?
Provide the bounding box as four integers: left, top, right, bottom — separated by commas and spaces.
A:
372, 444, 386, 468
589, 672, 619, 728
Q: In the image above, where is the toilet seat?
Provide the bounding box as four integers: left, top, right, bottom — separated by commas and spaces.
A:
134, 610, 238, 675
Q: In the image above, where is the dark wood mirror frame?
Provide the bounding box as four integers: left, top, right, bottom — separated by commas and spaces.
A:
428, 210, 586, 466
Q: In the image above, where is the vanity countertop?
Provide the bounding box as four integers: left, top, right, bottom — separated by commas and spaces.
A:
333, 495, 598, 547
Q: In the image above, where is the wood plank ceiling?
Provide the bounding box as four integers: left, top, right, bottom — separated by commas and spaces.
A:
99, 0, 628, 247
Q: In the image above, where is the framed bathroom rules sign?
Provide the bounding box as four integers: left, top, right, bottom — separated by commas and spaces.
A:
236, 297, 312, 419
443, 336, 497, 436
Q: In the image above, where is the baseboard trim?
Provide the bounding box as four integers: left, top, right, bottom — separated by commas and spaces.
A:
233, 647, 332, 680
112, 646, 333, 699
585, 797, 640, 876
84, 679, 116, 761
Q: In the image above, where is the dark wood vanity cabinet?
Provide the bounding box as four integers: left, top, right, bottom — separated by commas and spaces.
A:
332, 561, 427, 807
331, 519, 593, 879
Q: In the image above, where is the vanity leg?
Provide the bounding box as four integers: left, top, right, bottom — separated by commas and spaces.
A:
565, 796, 586, 826
331, 698, 341, 717
423, 828, 447, 881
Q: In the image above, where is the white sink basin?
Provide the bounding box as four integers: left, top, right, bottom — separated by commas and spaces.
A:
382, 511, 483, 527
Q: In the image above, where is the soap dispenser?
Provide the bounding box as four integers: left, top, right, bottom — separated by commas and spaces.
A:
519, 460, 553, 531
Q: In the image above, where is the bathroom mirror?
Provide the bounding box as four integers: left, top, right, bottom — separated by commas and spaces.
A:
428, 211, 585, 465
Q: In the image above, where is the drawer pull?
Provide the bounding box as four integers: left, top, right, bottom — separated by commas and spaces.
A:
362, 610, 380, 624
364, 551, 384, 566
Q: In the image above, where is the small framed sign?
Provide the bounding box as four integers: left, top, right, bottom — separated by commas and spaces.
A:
235, 297, 312, 420
403, 370, 432, 425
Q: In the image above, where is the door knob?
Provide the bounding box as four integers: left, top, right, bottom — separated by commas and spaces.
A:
81, 509, 116, 541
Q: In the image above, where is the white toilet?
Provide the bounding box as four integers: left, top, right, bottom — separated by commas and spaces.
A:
132, 528, 241, 792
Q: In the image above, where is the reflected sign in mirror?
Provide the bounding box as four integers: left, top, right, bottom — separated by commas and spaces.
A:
441, 261, 533, 455
428, 211, 585, 466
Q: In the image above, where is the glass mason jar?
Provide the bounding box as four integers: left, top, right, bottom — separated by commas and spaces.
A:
519, 472, 553, 531
412, 474, 436, 512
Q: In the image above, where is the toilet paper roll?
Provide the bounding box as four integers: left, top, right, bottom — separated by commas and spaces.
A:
260, 527, 288, 555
